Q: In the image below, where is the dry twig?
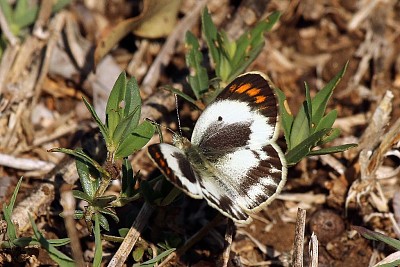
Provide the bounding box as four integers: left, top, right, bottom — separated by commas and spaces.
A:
292, 208, 306, 267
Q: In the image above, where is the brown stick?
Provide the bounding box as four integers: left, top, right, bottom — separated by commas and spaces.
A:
292, 208, 306, 267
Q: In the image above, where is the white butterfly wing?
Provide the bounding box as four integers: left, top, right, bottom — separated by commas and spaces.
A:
148, 143, 203, 199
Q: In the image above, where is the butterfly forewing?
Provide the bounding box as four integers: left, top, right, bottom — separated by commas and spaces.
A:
148, 144, 203, 199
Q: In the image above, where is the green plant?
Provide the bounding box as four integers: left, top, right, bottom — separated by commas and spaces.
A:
1, 177, 74, 266
178, 8, 280, 106
170, 8, 355, 165
275, 62, 357, 166
0, 0, 71, 56
50, 72, 158, 264
353, 226, 400, 267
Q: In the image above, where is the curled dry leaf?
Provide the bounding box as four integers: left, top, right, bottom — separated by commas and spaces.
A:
94, 0, 182, 66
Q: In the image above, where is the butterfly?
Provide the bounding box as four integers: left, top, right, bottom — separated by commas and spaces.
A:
148, 72, 287, 224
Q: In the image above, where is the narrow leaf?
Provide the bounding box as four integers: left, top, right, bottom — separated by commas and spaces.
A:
82, 97, 109, 143
161, 85, 199, 107
201, 8, 219, 68
308, 144, 358, 156
98, 207, 120, 223
312, 62, 348, 125
3, 177, 23, 241
314, 109, 337, 133
305, 82, 312, 130
352, 226, 400, 250
112, 105, 140, 145
98, 213, 110, 232
75, 155, 100, 199
29, 215, 75, 266
121, 158, 135, 197
185, 31, 209, 99
286, 128, 331, 165
138, 248, 176, 266
72, 190, 93, 203
115, 121, 155, 159
106, 72, 127, 136
289, 104, 309, 150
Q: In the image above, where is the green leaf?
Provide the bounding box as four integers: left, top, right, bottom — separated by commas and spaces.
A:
98, 207, 119, 223
112, 76, 142, 147
97, 213, 110, 232
289, 104, 310, 150
125, 77, 142, 124
115, 120, 155, 159
72, 190, 93, 203
275, 87, 293, 148
185, 31, 209, 99
132, 247, 145, 262
352, 226, 400, 250
13, 0, 39, 29
93, 213, 103, 267
305, 82, 312, 130
92, 195, 117, 207
0, 1, 13, 26
135, 248, 176, 267
286, 128, 331, 166
50, 147, 108, 180
29, 215, 75, 266
314, 110, 337, 134
159, 187, 182, 206
317, 127, 341, 146
201, 8, 219, 70
52, 0, 72, 13
106, 72, 127, 137
82, 97, 109, 144
228, 12, 280, 81
48, 238, 71, 247
73, 210, 84, 220
219, 31, 236, 60
308, 144, 358, 156
226, 41, 264, 83
161, 85, 198, 107
378, 259, 400, 267
118, 228, 129, 237
312, 62, 348, 125
75, 155, 100, 199
3, 177, 23, 242
11, 237, 35, 247
121, 158, 136, 197
112, 105, 140, 146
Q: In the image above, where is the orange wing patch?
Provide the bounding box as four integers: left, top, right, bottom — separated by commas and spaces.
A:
235, 83, 252, 94
246, 88, 260, 97
229, 84, 238, 92
255, 95, 267, 103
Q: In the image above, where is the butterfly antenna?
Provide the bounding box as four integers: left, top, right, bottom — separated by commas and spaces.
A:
145, 118, 176, 143
175, 94, 183, 136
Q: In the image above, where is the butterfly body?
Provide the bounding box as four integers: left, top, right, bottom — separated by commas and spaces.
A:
148, 72, 287, 224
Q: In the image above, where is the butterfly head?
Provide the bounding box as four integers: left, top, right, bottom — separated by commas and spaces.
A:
172, 133, 192, 151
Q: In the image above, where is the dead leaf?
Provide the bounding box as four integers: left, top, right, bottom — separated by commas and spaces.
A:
94, 0, 182, 66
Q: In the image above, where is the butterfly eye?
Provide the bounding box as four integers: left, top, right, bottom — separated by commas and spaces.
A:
218, 116, 223, 121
